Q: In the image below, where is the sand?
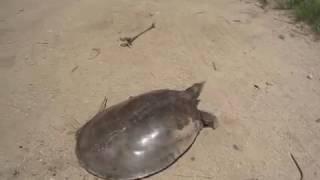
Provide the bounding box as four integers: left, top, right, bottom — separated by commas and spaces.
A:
1, 0, 320, 179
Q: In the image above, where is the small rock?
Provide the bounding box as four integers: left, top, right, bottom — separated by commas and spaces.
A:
278, 34, 285, 40
13, 169, 19, 177
307, 74, 313, 80
48, 166, 57, 175
233, 144, 240, 151
254, 84, 260, 89
316, 118, 320, 123
19, 145, 23, 149
17, 9, 24, 14
88, 48, 101, 59
190, 157, 196, 161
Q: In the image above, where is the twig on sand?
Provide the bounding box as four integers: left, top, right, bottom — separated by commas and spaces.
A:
36, 42, 49, 45
71, 65, 79, 72
212, 61, 217, 71
290, 153, 303, 180
120, 23, 156, 47
195, 11, 205, 14
98, 97, 108, 113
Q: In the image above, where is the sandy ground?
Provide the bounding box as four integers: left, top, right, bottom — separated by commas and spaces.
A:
1, 0, 320, 179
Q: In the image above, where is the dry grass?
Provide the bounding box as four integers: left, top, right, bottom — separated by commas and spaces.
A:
275, 0, 320, 32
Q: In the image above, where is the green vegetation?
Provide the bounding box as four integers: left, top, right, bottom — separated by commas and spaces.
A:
276, 0, 320, 32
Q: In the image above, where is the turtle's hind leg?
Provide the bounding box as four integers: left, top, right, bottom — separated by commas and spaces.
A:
200, 111, 218, 129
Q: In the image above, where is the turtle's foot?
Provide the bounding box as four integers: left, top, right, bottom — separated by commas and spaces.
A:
200, 111, 218, 129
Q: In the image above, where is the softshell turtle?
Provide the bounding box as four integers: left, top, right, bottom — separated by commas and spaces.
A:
75, 82, 217, 179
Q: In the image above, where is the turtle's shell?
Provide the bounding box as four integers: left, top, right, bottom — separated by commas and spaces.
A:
76, 83, 209, 179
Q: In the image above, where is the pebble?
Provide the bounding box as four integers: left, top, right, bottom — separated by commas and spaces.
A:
254, 84, 260, 89
278, 34, 285, 40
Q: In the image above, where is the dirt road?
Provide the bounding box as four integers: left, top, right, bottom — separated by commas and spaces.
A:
1, 0, 320, 179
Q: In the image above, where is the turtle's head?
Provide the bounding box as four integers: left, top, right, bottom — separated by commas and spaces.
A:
184, 81, 205, 99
